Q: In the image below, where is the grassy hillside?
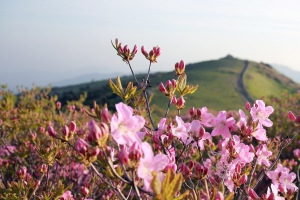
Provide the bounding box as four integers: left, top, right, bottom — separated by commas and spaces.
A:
50, 56, 300, 115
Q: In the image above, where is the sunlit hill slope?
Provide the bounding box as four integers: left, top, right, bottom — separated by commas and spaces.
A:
51, 55, 300, 115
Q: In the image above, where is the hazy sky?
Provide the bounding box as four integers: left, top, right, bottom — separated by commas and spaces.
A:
1, 0, 300, 89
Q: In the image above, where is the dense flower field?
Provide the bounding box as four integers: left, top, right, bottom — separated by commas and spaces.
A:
0, 39, 299, 200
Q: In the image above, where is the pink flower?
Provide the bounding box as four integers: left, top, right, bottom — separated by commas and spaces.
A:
60, 190, 74, 200
111, 103, 145, 146
256, 144, 272, 167
199, 107, 213, 127
266, 164, 298, 193
250, 100, 274, 127
137, 142, 169, 191
211, 111, 235, 138
189, 120, 211, 150
172, 116, 190, 143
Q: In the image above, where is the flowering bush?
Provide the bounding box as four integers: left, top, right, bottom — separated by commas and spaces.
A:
0, 39, 299, 200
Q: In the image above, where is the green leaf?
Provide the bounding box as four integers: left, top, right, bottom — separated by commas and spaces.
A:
108, 78, 124, 99
115, 76, 124, 93
151, 171, 162, 195
177, 74, 187, 93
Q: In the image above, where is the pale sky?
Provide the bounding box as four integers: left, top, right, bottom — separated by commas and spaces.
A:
1, 0, 300, 89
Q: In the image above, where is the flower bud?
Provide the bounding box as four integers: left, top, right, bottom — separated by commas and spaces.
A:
31, 132, 37, 140
215, 192, 224, 200
176, 96, 185, 109
39, 126, 45, 134
40, 164, 47, 174
17, 166, 27, 179
288, 111, 296, 121
180, 163, 190, 177
123, 45, 129, 53
56, 101, 61, 109
62, 125, 70, 137
245, 102, 251, 111
47, 126, 57, 138
80, 186, 89, 197
196, 108, 202, 118
158, 82, 167, 94
128, 141, 142, 161
89, 146, 100, 157
248, 188, 259, 199
131, 45, 138, 55
175, 60, 185, 75
101, 104, 111, 123
0, 119, 3, 125
238, 174, 247, 185
188, 160, 195, 169
171, 96, 177, 105
189, 107, 195, 117
118, 146, 129, 165
141, 46, 148, 57
69, 121, 76, 132
88, 120, 102, 142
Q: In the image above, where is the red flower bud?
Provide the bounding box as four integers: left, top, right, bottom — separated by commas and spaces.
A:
189, 107, 195, 117
238, 174, 247, 185
215, 192, 224, 200
69, 121, 76, 132
141, 46, 148, 57
248, 188, 259, 199
40, 164, 47, 174
288, 111, 296, 121
131, 45, 138, 55
176, 96, 185, 109
101, 104, 111, 123
158, 82, 167, 94
62, 125, 70, 137
196, 108, 202, 118
128, 141, 142, 161
118, 147, 129, 165
80, 186, 89, 197
17, 166, 27, 179
47, 126, 57, 138
245, 102, 251, 111
56, 101, 61, 109
171, 96, 177, 105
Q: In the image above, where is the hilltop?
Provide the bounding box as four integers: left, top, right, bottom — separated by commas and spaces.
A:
51, 56, 300, 115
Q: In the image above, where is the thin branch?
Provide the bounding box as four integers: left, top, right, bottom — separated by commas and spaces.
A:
164, 99, 171, 118
126, 61, 140, 85
131, 171, 141, 199
29, 174, 44, 199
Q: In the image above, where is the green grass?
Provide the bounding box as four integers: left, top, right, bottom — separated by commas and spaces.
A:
244, 62, 294, 100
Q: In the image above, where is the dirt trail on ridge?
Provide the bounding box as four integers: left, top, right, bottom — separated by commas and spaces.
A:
237, 61, 254, 104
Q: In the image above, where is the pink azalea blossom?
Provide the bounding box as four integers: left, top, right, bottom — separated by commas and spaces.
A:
189, 120, 211, 149
266, 184, 285, 200
137, 142, 169, 191
256, 144, 272, 167
60, 190, 74, 200
211, 111, 235, 138
266, 164, 298, 193
111, 102, 145, 146
172, 116, 191, 143
199, 107, 213, 127
250, 100, 274, 127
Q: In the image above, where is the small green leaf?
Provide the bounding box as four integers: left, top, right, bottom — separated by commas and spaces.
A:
115, 76, 124, 93
108, 78, 124, 99
177, 74, 187, 93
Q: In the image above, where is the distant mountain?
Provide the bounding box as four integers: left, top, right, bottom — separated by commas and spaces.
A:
51, 56, 300, 114
271, 64, 300, 84
52, 72, 126, 87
